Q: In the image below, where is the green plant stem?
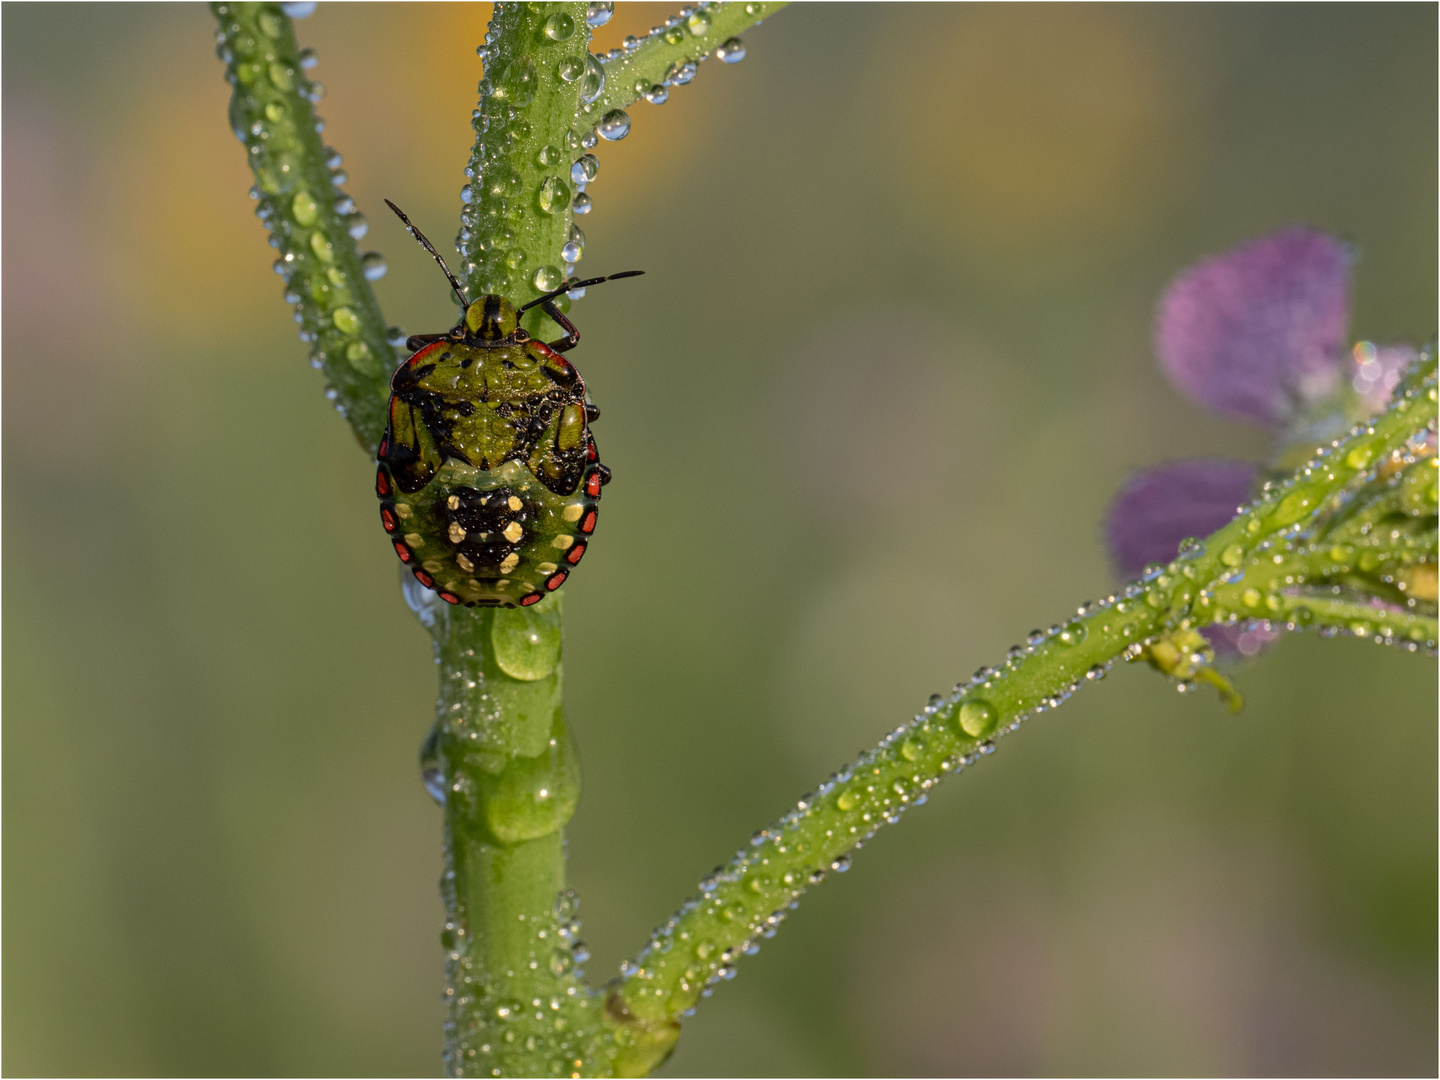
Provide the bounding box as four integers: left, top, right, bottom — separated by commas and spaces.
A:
588, 2, 787, 118
609, 361, 1437, 1029
213, 1, 394, 451
460, 2, 591, 342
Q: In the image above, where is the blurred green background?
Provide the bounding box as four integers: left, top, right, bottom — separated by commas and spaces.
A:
4, 3, 1436, 1075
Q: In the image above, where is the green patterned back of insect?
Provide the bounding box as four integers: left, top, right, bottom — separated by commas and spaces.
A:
376, 294, 607, 608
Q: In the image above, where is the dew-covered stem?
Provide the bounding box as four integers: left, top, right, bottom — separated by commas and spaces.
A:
609, 360, 1437, 1029
417, 589, 620, 1078
587, 2, 786, 120
212, 2, 394, 451
463, 3, 591, 342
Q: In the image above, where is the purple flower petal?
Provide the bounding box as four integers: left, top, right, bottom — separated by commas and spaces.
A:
1106, 459, 1259, 578
1206, 621, 1282, 661
1350, 341, 1417, 415
1156, 228, 1350, 425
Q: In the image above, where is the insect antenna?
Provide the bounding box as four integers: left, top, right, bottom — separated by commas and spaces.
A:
516, 270, 645, 313
384, 199, 468, 307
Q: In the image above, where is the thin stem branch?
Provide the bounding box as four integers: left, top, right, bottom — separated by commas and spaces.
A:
608, 360, 1438, 1030
588, 2, 786, 118
213, 1, 394, 451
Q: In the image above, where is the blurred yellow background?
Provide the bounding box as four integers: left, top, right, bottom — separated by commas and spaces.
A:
3, 4, 1435, 1075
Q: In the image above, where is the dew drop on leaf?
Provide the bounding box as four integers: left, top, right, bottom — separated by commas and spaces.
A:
543, 11, 576, 41
585, 1, 613, 29
361, 251, 387, 281
958, 699, 998, 738
597, 109, 630, 140
716, 37, 746, 63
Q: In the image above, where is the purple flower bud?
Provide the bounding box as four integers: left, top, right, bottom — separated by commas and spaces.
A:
1156, 228, 1350, 425
1106, 459, 1259, 578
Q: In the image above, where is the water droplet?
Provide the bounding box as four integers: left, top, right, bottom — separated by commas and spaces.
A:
666, 60, 698, 85
830, 855, 850, 873
686, 10, 712, 34
585, 1, 613, 28
570, 154, 599, 185
1346, 445, 1374, 470
267, 61, 294, 92
958, 699, 998, 738
280, 1, 316, 16
623, 34, 641, 52
597, 109, 630, 140
716, 37, 746, 62
347, 212, 367, 239
386, 326, 407, 347
557, 57, 583, 82
572, 192, 593, 215
664, 25, 686, 45
419, 723, 445, 804
1057, 620, 1087, 646
571, 941, 590, 963
298, 46, 318, 70
361, 252, 387, 281
291, 189, 318, 226
332, 307, 360, 335
257, 9, 284, 36
544, 11, 576, 40
460, 184, 473, 204
1220, 543, 1246, 567
538, 144, 563, 167
537, 176, 571, 215
579, 54, 606, 104
561, 240, 582, 263
643, 83, 670, 105
534, 265, 563, 291
1273, 491, 1313, 526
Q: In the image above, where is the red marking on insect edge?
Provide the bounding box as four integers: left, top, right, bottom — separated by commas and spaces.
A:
585, 442, 598, 462
566, 543, 586, 565
414, 570, 435, 589
376, 468, 391, 497
521, 593, 543, 606
393, 541, 413, 563
380, 508, 398, 532
585, 473, 602, 497
579, 509, 597, 534
546, 571, 568, 590
379, 436, 389, 456
439, 592, 460, 605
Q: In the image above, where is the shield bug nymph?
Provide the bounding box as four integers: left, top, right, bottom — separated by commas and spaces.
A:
375, 200, 641, 608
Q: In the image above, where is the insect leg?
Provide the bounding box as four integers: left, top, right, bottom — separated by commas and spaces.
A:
540, 299, 581, 352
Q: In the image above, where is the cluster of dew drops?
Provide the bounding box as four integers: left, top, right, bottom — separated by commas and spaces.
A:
456, 0, 752, 302
216, 0, 403, 420
440, 879, 609, 1078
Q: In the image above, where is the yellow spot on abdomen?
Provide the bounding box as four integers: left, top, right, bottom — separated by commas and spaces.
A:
502, 521, 524, 543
